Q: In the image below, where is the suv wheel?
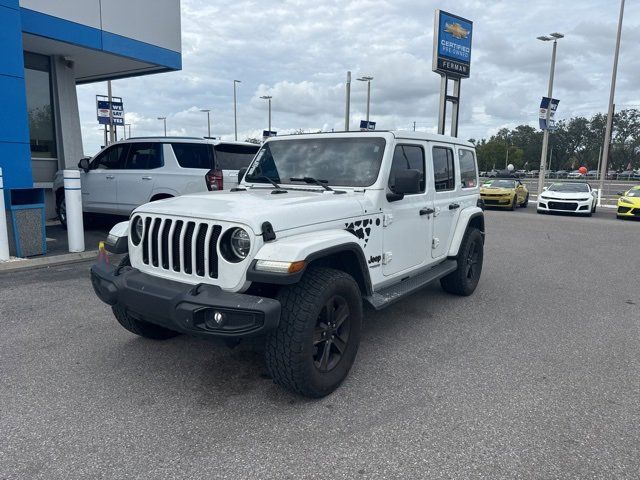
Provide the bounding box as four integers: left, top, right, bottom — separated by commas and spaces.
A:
111, 255, 180, 340
265, 267, 363, 398
440, 228, 483, 296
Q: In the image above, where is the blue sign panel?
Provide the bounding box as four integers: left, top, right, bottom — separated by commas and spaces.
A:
433, 10, 473, 78
539, 97, 560, 130
97, 99, 125, 125
359, 120, 376, 131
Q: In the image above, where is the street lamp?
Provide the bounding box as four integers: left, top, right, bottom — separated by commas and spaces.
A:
233, 80, 241, 141
536, 33, 563, 196
357, 76, 374, 125
260, 95, 272, 134
598, 0, 626, 201
157, 116, 167, 136
200, 109, 211, 138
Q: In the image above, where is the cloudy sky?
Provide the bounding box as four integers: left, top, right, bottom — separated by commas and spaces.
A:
77, 0, 639, 155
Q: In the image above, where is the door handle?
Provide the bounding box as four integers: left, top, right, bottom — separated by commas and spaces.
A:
142, 176, 152, 180
420, 208, 435, 216
449, 203, 460, 210
106, 175, 115, 180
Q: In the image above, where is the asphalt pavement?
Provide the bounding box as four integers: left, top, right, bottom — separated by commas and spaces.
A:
1, 207, 639, 479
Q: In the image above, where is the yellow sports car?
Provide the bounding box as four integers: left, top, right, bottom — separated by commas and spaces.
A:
480, 179, 529, 210
616, 186, 640, 219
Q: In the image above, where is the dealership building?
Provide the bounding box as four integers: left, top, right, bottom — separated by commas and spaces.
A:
0, 0, 181, 221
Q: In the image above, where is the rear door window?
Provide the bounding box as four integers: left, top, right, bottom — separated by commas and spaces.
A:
171, 143, 213, 169
388, 144, 425, 192
214, 144, 259, 170
124, 143, 163, 169
432, 146, 455, 191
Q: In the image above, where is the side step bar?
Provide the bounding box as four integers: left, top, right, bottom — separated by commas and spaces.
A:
364, 260, 458, 310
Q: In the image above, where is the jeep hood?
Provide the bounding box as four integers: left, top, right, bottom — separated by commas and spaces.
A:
134, 188, 369, 234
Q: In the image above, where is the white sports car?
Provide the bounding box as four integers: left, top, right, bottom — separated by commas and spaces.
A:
537, 182, 598, 216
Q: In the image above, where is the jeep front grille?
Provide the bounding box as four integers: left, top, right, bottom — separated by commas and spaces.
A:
140, 216, 222, 278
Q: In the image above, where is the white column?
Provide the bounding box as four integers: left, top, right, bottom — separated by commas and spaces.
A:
0, 168, 10, 261
63, 169, 85, 252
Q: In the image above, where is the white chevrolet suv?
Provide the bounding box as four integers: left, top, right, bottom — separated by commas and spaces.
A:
53, 137, 259, 225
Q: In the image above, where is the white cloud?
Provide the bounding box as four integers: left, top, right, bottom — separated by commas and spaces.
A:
77, 0, 640, 154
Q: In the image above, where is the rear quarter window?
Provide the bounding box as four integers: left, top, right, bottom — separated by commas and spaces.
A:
459, 149, 478, 188
171, 143, 213, 169
214, 144, 259, 170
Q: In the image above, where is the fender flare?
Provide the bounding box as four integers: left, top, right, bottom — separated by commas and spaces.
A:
447, 207, 485, 257
247, 229, 372, 294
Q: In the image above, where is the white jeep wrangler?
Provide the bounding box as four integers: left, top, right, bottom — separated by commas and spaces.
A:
91, 131, 484, 397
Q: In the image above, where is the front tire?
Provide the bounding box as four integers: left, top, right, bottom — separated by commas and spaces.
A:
265, 267, 363, 398
440, 228, 483, 296
56, 192, 67, 228
510, 195, 517, 211
522, 193, 529, 208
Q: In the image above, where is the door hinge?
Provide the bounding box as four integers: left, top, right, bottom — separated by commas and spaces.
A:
432, 238, 440, 250
383, 213, 393, 227
382, 252, 392, 265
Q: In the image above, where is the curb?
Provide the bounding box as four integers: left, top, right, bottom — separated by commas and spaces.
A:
0, 250, 98, 274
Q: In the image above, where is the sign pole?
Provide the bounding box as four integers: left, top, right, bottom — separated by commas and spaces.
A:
537, 39, 558, 197
450, 78, 460, 137
437, 75, 447, 135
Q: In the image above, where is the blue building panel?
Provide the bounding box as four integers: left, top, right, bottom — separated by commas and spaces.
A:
0, 0, 18, 10
20, 8, 102, 50
0, 5, 25, 78
102, 31, 182, 70
0, 1, 32, 189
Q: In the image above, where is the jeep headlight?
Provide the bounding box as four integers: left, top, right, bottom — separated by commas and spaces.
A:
221, 227, 251, 262
130, 216, 143, 246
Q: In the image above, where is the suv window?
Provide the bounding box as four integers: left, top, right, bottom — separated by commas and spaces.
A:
432, 146, 455, 191
215, 144, 259, 170
124, 143, 163, 170
388, 145, 425, 192
92, 144, 128, 170
459, 149, 478, 188
172, 143, 213, 169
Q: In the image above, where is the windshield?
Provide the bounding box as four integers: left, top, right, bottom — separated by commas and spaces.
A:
549, 183, 589, 192
245, 137, 386, 187
627, 188, 640, 197
485, 179, 516, 188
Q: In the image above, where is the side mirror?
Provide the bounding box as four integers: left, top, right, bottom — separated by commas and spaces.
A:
388, 169, 421, 202
78, 157, 90, 173
237, 167, 248, 183
616, 191, 624, 196
542, 186, 548, 191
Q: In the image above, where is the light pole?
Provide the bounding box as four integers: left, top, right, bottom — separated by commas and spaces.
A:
357, 76, 373, 125
536, 33, 563, 196
345, 71, 351, 131
233, 80, 241, 141
157, 116, 167, 136
598, 0, 625, 201
260, 95, 272, 134
200, 109, 211, 137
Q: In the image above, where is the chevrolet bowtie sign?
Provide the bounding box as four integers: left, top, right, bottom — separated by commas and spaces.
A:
432, 10, 473, 79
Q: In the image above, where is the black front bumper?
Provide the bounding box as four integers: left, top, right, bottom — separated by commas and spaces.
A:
90, 262, 281, 338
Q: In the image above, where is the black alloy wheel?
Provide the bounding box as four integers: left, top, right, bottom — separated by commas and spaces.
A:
313, 295, 351, 372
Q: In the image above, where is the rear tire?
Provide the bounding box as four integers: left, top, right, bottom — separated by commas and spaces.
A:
440, 228, 483, 296
265, 267, 363, 398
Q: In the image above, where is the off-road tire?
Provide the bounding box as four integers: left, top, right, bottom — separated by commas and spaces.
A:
111, 255, 180, 340
440, 228, 483, 296
265, 267, 363, 398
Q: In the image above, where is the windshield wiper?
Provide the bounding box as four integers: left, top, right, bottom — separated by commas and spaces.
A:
290, 177, 333, 192
248, 176, 287, 193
